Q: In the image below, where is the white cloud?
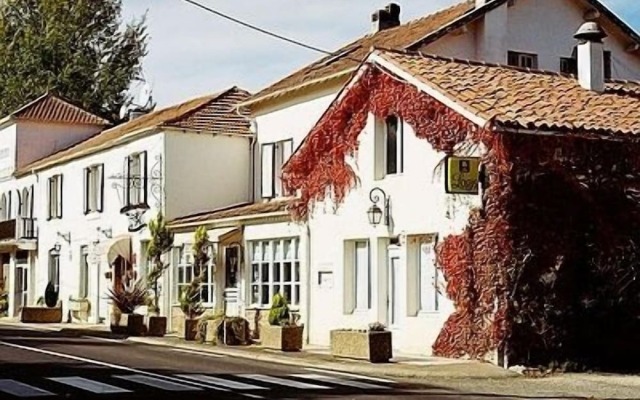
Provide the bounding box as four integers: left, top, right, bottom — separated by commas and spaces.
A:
122, 0, 638, 106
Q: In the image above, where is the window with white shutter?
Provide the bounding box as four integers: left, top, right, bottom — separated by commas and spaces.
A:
48, 175, 63, 219
84, 164, 104, 214
261, 143, 275, 198
124, 152, 147, 208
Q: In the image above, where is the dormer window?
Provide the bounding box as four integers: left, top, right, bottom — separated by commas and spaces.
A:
508, 51, 538, 69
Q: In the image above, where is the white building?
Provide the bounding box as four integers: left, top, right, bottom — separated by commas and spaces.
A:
4, 87, 253, 324
214, 0, 640, 355
0, 94, 110, 317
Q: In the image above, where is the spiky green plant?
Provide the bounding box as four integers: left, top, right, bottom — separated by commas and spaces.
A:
268, 293, 290, 326
146, 212, 174, 314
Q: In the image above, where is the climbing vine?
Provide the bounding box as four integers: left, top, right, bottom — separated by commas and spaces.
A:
283, 63, 640, 369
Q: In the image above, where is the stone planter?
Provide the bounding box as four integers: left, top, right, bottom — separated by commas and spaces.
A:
330, 330, 392, 363
146, 316, 167, 337
68, 299, 90, 323
261, 324, 304, 352
184, 318, 198, 341
20, 303, 63, 323
110, 313, 145, 336
202, 319, 221, 343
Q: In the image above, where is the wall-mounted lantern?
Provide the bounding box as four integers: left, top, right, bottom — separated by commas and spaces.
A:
367, 187, 390, 227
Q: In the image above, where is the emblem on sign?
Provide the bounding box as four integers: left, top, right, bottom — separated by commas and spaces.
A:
444, 156, 481, 195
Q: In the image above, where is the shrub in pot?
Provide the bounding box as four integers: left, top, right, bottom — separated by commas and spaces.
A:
107, 281, 147, 336
145, 212, 174, 337
330, 322, 392, 363
261, 293, 304, 352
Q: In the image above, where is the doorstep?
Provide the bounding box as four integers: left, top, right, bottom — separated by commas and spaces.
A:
126, 335, 518, 380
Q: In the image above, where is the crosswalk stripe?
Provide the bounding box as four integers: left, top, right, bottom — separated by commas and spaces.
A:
0, 379, 54, 397
238, 374, 330, 389
48, 377, 130, 394
292, 374, 389, 390
177, 374, 268, 390
303, 367, 396, 383
115, 374, 203, 391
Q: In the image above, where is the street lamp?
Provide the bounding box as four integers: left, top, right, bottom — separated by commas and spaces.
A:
51, 242, 62, 256
367, 187, 389, 227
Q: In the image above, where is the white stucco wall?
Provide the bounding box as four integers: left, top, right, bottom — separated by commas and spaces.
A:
16, 122, 102, 172
421, 0, 640, 80
307, 115, 481, 355
0, 124, 17, 181
164, 131, 251, 221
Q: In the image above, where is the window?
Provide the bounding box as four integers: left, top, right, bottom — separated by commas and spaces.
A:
124, 152, 147, 209
418, 240, 439, 312
250, 238, 300, 307
354, 241, 371, 310
560, 57, 577, 75
79, 246, 89, 298
19, 187, 32, 218
84, 164, 104, 214
604, 50, 612, 80
0, 193, 7, 221
507, 51, 538, 69
48, 250, 60, 292
385, 115, 403, 175
174, 244, 215, 305
261, 140, 294, 198
47, 175, 63, 220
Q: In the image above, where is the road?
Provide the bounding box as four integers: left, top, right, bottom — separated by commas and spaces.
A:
0, 325, 470, 399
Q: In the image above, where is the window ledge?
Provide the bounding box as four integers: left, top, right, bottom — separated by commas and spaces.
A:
85, 212, 102, 221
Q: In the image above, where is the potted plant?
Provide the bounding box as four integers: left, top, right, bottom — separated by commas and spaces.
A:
145, 212, 174, 336
261, 293, 304, 352
20, 282, 63, 323
180, 226, 209, 340
0, 290, 7, 317
330, 322, 392, 363
107, 281, 147, 336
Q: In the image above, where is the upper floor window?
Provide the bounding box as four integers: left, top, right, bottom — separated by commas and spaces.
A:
84, 164, 104, 214
508, 51, 538, 69
385, 115, 403, 175
604, 50, 612, 80
0, 193, 8, 221
47, 175, 63, 220
560, 57, 577, 75
565, 48, 612, 78
124, 152, 147, 210
261, 140, 293, 199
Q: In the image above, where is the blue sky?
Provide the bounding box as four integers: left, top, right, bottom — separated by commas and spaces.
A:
122, 0, 639, 107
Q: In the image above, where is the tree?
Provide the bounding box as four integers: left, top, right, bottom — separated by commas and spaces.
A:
146, 212, 174, 315
180, 227, 210, 320
0, 0, 148, 121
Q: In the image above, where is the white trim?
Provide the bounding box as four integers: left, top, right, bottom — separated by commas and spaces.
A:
168, 211, 290, 230
368, 53, 489, 128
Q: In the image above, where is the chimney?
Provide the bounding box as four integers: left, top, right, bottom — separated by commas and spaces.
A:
574, 21, 608, 92
371, 3, 401, 33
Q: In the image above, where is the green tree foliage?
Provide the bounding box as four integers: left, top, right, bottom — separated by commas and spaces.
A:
180, 227, 210, 320
146, 212, 174, 314
0, 0, 148, 121
268, 293, 290, 326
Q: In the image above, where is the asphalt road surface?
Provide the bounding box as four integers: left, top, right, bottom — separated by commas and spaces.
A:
0, 325, 475, 400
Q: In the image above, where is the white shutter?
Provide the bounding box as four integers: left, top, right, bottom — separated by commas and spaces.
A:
355, 241, 370, 310
261, 143, 275, 198
141, 151, 148, 205
420, 242, 437, 312
282, 140, 293, 164
97, 165, 104, 212
83, 168, 89, 214
56, 175, 63, 218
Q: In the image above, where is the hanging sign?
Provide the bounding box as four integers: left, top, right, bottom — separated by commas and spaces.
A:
444, 156, 481, 194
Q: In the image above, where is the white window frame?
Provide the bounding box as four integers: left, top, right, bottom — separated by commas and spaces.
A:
84, 164, 104, 214
261, 140, 294, 199
249, 238, 300, 308
507, 51, 538, 69
354, 240, 371, 311
48, 175, 63, 220
79, 246, 89, 298
384, 115, 403, 176
125, 152, 147, 208
173, 244, 215, 306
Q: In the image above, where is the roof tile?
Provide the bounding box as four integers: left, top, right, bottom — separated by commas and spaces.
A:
13, 94, 110, 126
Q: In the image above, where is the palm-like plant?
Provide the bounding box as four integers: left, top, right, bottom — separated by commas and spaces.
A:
107, 281, 148, 314
180, 226, 209, 320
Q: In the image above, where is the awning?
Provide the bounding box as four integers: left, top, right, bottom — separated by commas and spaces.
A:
107, 235, 132, 265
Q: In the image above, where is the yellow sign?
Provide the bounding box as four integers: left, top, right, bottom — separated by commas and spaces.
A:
445, 157, 480, 194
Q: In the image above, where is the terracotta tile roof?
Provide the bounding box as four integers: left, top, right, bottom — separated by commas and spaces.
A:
11, 93, 110, 126
18, 87, 251, 175
243, 0, 475, 107
374, 49, 640, 136
169, 200, 290, 227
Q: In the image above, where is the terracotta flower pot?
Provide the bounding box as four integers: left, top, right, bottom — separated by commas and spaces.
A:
146, 316, 167, 337
184, 319, 198, 341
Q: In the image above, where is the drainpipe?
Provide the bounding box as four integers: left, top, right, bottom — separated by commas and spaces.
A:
304, 223, 311, 344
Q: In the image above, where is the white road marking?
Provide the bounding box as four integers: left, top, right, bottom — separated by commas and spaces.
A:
0, 341, 262, 399
115, 374, 202, 391
292, 373, 388, 389
303, 367, 396, 383
177, 374, 268, 390
171, 348, 225, 357
238, 374, 330, 389
0, 379, 54, 397
48, 377, 130, 394
82, 336, 126, 344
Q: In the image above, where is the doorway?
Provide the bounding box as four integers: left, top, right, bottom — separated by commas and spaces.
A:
14, 252, 29, 314
387, 246, 402, 329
